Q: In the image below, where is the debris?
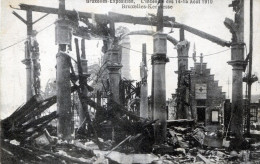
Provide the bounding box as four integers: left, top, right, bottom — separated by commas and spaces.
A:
222, 138, 230, 148
216, 150, 226, 158
192, 127, 205, 145
251, 150, 260, 160
196, 153, 213, 164
43, 128, 58, 145
93, 154, 109, 164
203, 135, 223, 148
10, 140, 20, 146
35, 134, 50, 147
30, 146, 94, 164
167, 119, 195, 128
176, 148, 186, 155
153, 144, 177, 155
105, 135, 131, 157
94, 150, 159, 164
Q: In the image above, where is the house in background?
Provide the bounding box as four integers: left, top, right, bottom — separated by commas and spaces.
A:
190, 58, 226, 130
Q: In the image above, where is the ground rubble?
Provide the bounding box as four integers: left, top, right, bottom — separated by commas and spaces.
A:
1, 96, 260, 164
2, 121, 260, 164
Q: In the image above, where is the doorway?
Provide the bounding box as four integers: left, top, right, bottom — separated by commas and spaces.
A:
197, 107, 206, 124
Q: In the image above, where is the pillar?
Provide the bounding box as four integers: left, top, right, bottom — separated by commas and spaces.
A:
228, 46, 245, 141
22, 41, 33, 101
226, 0, 246, 144
56, 51, 73, 140
107, 46, 122, 104
140, 43, 148, 118
22, 9, 33, 101
106, 45, 122, 142
119, 32, 131, 79
152, 32, 169, 144
56, 0, 73, 140
31, 31, 41, 96
175, 40, 190, 119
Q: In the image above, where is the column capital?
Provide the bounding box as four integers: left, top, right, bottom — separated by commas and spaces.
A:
153, 32, 168, 65
21, 58, 31, 67
107, 45, 121, 64
151, 54, 169, 65
55, 19, 76, 45
227, 60, 247, 70
176, 40, 190, 57
107, 64, 122, 73
153, 32, 167, 54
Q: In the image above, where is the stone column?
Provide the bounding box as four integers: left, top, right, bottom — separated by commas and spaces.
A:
106, 45, 122, 142
228, 45, 245, 141
176, 40, 190, 71
152, 32, 169, 144
31, 31, 41, 96
175, 40, 190, 119
22, 41, 33, 101
56, 51, 73, 140
107, 46, 122, 104
56, 0, 74, 140
22, 9, 33, 101
225, 0, 246, 144
140, 43, 148, 118
119, 35, 131, 79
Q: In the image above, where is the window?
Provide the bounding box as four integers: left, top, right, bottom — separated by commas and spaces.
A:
211, 110, 219, 122
250, 106, 257, 122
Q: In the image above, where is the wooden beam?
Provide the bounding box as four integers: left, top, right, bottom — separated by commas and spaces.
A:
156, 1, 164, 32
18, 3, 230, 47
180, 28, 184, 41
108, 12, 175, 28
178, 23, 230, 47
109, 20, 115, 37
25, 145, 93, 164
19, 4, 174, 27
12, 11, 27, 24
32, 13, 49, 24
26, 9, 32, 35
19, 4, 104, 21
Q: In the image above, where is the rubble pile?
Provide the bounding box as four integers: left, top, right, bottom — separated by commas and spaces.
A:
2, 94, 260, 164
0, 93, 155, 163
1, 95, 57, 143
152, 123, 260, 164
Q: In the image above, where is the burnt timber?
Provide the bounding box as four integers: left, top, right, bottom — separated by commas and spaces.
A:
1, 0, 260, 163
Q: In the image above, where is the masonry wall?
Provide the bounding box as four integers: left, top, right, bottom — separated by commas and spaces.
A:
190, 63, 226, 127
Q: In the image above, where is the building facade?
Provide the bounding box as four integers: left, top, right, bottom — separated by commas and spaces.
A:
190, 62, 226, 128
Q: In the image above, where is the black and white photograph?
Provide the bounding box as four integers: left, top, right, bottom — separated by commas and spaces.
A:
1, 0, 260, 163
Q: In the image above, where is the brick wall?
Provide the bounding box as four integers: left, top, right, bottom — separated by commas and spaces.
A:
190, 63, 226, 126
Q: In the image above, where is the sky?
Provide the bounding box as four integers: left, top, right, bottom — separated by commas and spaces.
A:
1, 0, 260, 119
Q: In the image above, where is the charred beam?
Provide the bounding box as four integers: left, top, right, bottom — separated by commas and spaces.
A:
12, 11, 27, 24
18, 4, 230, 47
32, 13, 49, 25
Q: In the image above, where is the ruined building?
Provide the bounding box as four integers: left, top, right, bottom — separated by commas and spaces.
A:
190, 55, 226, 129
168, 52, 226, 131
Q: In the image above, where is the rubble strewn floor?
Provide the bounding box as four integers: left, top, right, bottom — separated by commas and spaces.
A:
1, 92, 259, 164
2, 111, 260, 164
